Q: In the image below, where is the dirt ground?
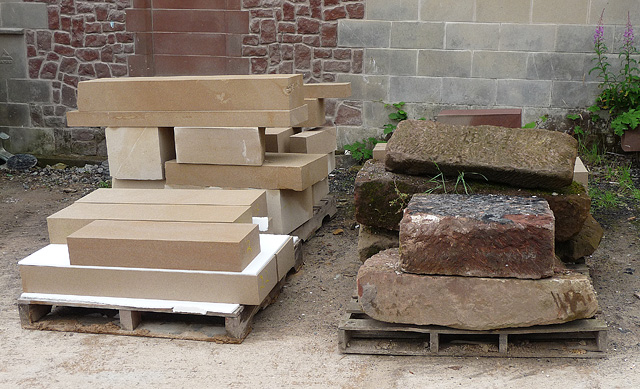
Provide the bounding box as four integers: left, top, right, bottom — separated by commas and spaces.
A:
1, 163, 639, 388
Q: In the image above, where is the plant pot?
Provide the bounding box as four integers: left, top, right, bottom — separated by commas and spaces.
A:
621, 127, 640, 152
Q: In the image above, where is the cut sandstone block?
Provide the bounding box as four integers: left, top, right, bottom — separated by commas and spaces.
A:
303, 82, 351, 98
77, 75, 304, 112
66, 106, 308, 128
47, 202, 253, 244
289, 128, 337, 154
372, 142, 387, 161
175, 127, 265, 166
399, 194, 556, 279
265, 127, 294, 152
574, 157, 588, 189
275, 236, 295, 280
106, 127, 175, 180
266, 187, 314, 234
327, 151, 336, 174
385, 120, 578, 190
358, 249, 598, 330
76, 188, 268, 217
312, 178, 329, 206
19, 235, 290, 305
298, 98, 325, 127
111, 178, 165, 189
67, 220, 260, 272
165, 153, 328, 191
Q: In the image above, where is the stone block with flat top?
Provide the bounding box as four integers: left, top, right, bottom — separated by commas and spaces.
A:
175, 127, 265, 166
357, 249, 598, 330
289, 128, 336, 154
399, 194, 556, 279
265, 127, 294, 152
106, 127, 175, 180
385, 120, 578, 190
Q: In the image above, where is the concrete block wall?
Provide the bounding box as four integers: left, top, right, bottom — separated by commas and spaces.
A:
331, 0, 638, 146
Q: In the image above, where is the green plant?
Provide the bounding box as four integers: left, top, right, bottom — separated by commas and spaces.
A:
381, 101, 425, 137
454, 171, 489, 194
589, 10, 640, 136
97, 180, 111, 188
522, 115, 548, 129
589, 186, 623, 209
343, 137, 381, 164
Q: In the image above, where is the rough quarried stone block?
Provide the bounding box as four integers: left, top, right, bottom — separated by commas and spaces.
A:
106, 127, 175, 180
556, 214, 604, 263
400, 194, 556, 279
165, 153, 328, 191
76, 74, 304, 112
355, 160, 590, 239
47, 202, 253, 244
67, 220, 260, 272
357, 225, 399, 262
385, 120, 578, 190
357, 249, 599, 330
77, 188, 268, 217
298, 98, 325, 127
289, 128, 336, 154
265, 127, 294, 153
174, 127, 265, 166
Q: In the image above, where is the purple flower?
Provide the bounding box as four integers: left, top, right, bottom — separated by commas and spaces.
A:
594, 9, 605, 44
624, 12, 634, 45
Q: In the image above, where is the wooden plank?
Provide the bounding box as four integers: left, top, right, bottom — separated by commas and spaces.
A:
66, 106, 308, 128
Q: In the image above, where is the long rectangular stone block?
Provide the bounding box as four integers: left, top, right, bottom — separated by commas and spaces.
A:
419, 0, 474, 22
390, 22, 444, 49
298, 98, 325, 128
385, 120, 578, 189
337, 19, 391, 48
437, 108, 522, 128
445, 23, 500, 50
472, 51, 528, 79
499, 24, 556, 52
66, 106, 309, 128
174, 126, 265, 166
417, 50, 471, 78
265, 127, 294, 153
389, 76, 441, 103
77, 188, 268, 217
365, 48, 417, 76
476, 0, 530, 23
533, 0, 588, 24
106, 127, 175, 180
496, 79, 551, 107
366, 0, 419, 21
441, 77, 497, 105
76, 74, 304, 112
67, 220, 260, 272
19, 235, 290, 305
165, 153, 328, 191
111, 178, 166, 189
358, 249, 598, 330
303, 82, 351, 99
399, 194, 556, 279
47, 202, 253, 244
289, 128, 336, 154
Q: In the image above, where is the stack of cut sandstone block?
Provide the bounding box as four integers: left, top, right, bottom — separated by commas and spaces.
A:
356, 119, 600, 330
18, 74, 350, 307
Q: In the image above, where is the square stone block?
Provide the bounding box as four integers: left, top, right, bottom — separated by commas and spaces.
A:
265, 127, 294, 153
106, 127, 176, 180
266, 187, 314, 235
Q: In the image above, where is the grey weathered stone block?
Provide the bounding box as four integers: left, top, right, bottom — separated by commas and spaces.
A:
363, 100, 395, 127
476, 0, 531, 23
336, 125, 380, 147
390, 22, 444, 49
533, 0, 589, 24
0, 102, 29, 126
589, 0, 640, 25
497, 79, 551, 107
556, 25, 613, 53
364, 48, 417, 76
389, 76, 441, 103
417, 49, 471, 77
0, 80, 6, 102
0, 2, 47, 29
336, 74, 389, 101
0, 126, 55, 154
366, 0, 419, 21
419, 0, 474, 22
441, 77, 497, 105
472, 51, 528, 79
526, 52, 589, 81
551, 81, 601, 108
7, 79, 51, 103
338, 20, 390, 48
499, 24, 556, 52
445, 23, 500, 50
0, 34, 27, 79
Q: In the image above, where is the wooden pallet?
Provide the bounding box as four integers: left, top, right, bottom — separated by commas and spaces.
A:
18, 240, 303, 343
339, 299, 608, 358
291, 195, 337, 241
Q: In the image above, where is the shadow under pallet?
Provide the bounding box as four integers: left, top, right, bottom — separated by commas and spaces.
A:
339, 299, 608, 358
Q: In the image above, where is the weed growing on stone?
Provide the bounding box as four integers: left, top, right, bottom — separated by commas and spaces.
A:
343, 137, 380, 165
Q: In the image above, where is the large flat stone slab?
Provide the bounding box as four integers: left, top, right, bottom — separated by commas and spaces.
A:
357, 249, 599, 330
354, 160, 589, 241
400, 194, 556, 279
385, 120, 578, 190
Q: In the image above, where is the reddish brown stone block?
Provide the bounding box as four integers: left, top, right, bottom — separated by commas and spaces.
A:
283, 1, 295, 20
320, 23, 337, 47
48, 6, 60, 29
346, 3, 364, 19
334, 100, 362, 125
324, 6, 347, 21
298, 17, 320, 34
40, 62, 58, 79
29, 58, 44, 79
399, 194, 556, 279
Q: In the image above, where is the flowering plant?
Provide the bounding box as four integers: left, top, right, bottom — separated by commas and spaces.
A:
589, 10, 640, 136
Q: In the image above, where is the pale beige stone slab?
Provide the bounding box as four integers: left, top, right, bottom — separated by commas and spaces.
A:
175, 127, 265, 166
76, 188, 268, 217
289, 128, 337, 154
106, 127, 175, 180
165, 153, 328, 191
77, 74, 304, 112
275, 236, 295, 281
67, 106, 309, 128
372, 142, 387, 161
298, 98, 325, 127
303, 82, 351, 98
111, 178, 165, 189
67, 220, 260, 272
266, 187, 314, 234
312, 178, 329, 206
47, 202, 253, 244
327, 151, 336, 175
574, 157, 588, 189
265, 127, 294, 153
